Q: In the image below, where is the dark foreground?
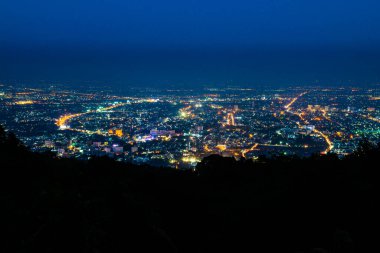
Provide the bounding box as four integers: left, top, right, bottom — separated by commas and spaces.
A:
0, 125, 378, 252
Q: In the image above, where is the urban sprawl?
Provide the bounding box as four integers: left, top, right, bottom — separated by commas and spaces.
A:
1, 84, 380, 168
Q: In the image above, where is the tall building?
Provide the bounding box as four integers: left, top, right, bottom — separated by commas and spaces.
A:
227, 113, 235, 126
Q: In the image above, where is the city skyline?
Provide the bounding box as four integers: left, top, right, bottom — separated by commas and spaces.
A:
1, 1, 380, 165
1, 83, 380, 168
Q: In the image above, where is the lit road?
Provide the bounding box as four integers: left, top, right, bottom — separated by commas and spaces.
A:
56, 102, 129, 134
313, 128, 334, 154
285, 91, 334, 154
284, 92, 308, 111
241, 143, 259, 158
361, 114, 380, 123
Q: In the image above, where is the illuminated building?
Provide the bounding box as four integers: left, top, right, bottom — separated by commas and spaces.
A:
227, 112, 235, 126
108, 129, 123, 137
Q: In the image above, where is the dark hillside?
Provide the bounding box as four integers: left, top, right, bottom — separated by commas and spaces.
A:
0, 125, 377, 252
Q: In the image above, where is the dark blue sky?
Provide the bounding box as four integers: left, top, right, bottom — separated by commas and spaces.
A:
1, 0, 380, 87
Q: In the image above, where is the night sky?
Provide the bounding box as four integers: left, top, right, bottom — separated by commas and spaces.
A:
1, 0, 380, 88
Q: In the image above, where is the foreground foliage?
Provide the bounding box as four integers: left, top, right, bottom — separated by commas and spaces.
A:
0, 125, 378, 252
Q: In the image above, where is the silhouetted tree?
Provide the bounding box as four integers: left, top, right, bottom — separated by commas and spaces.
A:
0, 125, 377, 253
350, 139, 379, 160
196, 154, 237, 177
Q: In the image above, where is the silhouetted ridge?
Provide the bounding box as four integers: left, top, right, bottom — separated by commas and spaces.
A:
0, 125, 377, 253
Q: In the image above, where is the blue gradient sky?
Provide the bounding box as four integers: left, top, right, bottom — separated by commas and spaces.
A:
1, 0, 380, 87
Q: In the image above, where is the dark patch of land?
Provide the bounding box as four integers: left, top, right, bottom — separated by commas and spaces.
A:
0, 125, 377, 252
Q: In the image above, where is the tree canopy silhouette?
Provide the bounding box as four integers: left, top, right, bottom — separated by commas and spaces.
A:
0, 125, 378, 253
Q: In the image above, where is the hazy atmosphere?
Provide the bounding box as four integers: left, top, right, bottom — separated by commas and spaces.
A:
1, 0, 380, 87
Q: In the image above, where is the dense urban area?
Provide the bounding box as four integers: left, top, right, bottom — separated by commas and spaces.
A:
1, 83, 380, 168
